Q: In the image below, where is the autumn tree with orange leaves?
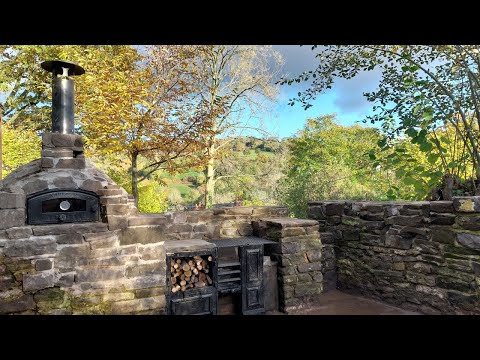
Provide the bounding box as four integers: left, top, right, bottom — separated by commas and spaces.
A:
1, 45, 217, 206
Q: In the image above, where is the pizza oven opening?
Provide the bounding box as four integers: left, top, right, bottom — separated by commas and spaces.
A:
27, 189, 100, 225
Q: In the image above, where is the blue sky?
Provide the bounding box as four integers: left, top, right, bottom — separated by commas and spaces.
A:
1, 45, 383, 139
258, 45, 382, 138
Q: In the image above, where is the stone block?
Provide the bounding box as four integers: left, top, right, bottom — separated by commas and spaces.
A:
385, 234, 412, 250
34, 287, 65, 306
97, 188, 124, 196
453, 196, 480, 213
0, 275, 15, 291
405, 271, 435, 286
325, 202, 345, 216
305, 225, 320, 235
90, 244, 137, 258
447, 290, 478, 311
6, 227, 32, 239
134, 287, 165, 298
341, 216, 362, 226
42, 148, 74, 158
306, 249, 322, 262
56, 244, 90, 271
110, 296, 165, 314
138, 243, 165, 261
123, 275, 165, 290
0, 293, 35, 314
301, 237, 323, 250
126, 262, 164, 278
41, 157, 55, 168
55, 158, 86, 169
50, 133, 82, 148
297, 262, 322, 273
35, 259, 53, 271
23, 271, 54, 292
75, 266, 125, 282
294, 283, 322, 297
80, 179, 102, 192
107, 216, 128, 231
4, 236, 56, 257
457, 233, 480, 250
88, 255, 138, 266
102, 292, 135, 302
57, 233, 83, 245
436, 276, 473, 292
100, 196, 127, 205
222, 207, 254, 216
0, 192, 25, 209
307, 206, 326, 220
55, 273, 75, 287
127, 215, 168, 226
0, 209, 25, 230
297, 273, 313, 283
32, 222, 108, 236
320, 232, 334, 244
261, 218, 319, 229
430, 201, 454, 213
430, 226, 456, 244
392, 262, 405, 271
42, 132, 54, 147
456, 216, 480, 231
167, 223, 193, 233
429, 213, 456, 225
385, 215, 424, 226
103, 204, 131, 215
282, 227, 306, 237
280, 274, 298, 285
52, 176, 78, 189
89, 237, 118, 250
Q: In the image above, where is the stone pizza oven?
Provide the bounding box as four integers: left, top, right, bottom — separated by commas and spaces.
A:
0, 60, 323, 315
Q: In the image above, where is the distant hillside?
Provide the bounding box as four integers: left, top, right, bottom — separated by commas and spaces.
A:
164, 136, 285, 210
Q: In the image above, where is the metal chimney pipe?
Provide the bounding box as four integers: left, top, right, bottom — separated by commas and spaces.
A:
41, 60, 85, 134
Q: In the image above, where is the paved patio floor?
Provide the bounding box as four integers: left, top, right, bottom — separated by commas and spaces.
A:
286, 290, 420, 315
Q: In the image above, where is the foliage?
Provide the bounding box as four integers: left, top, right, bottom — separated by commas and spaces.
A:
196, 45, 284, 207
214, 138, 286, 206
0, 45, 215, 206
1, 122, 40, 176
275, 115, 399, 217
137, 181, 169, 213
283, 45, 480, 197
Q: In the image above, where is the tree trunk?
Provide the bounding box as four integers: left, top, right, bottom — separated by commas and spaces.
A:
131, 151, 139, 208
205, 142, 215, 208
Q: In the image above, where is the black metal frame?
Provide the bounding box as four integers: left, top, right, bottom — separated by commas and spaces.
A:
165, 248, 218, 315
27, 188, 100, 225
209, 237, 276, 315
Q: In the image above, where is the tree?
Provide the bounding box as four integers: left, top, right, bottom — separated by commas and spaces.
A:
214, 137, 286, 206
275, 115, 397, 217
283, 45, 480, 197
76, 45, 214, 206
0, 45, 214, 207
196, 45, 283, 207
1, 122, 41, 177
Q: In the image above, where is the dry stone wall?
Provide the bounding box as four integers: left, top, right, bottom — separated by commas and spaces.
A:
308, 198, 480, 314
253, 218, 323, 312
0, 201, 288, 314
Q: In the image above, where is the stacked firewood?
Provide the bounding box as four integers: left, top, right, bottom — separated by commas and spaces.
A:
170, 255, 213, 293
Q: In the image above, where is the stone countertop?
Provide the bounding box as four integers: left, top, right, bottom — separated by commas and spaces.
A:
164, 239, 216, 254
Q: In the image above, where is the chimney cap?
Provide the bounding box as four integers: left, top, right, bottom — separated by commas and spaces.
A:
41, 60, 85, 77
